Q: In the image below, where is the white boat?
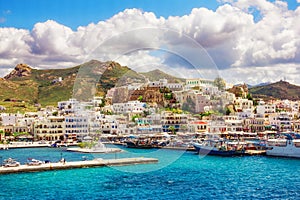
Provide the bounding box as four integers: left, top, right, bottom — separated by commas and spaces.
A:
266, 137, 300, 158
67, 140, 122, 153
193, 139, 245, 156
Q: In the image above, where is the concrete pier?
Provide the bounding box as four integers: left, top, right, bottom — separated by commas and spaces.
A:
0, 157, 158, 175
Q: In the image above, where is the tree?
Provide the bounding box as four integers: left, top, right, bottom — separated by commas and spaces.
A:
131, 115, 140, 123
214, 77, 226, 91
99, 99, 106, 107
138, 96, 143, 101
225, 107, 231, 115
168, 126, 176, 135
246, 93, 253, 100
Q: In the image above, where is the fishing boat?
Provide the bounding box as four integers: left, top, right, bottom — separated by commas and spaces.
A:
192, 139, 245, 156
266, 134, 300, 158
125, 139, 153, 149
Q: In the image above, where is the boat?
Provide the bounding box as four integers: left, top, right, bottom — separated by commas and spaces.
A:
192, 139, 245, 156
2, 158, 20, 167
266, 134, 300, 158
125, 139, 153, 149
67, 140, 122, 153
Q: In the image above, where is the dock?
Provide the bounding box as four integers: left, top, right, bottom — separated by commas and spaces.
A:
0, 157, 158, 175
0, 142, 78, 149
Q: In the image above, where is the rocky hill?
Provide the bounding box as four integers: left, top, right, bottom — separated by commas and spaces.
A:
4, 63, 33, 79
0, 60, 145, 111
249, 80, 300, 100
141, 69, 185, 83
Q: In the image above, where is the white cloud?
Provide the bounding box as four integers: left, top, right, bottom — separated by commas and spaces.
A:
0, 1, 300, 85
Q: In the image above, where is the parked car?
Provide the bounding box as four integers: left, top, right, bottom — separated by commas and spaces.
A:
3, 158, 20, 167
27, 158, 43, 166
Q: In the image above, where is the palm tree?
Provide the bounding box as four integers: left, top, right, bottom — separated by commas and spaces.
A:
168, 126, 176, 135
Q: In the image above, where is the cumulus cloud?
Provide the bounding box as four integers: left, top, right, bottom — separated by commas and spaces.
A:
0, 1, 299, 85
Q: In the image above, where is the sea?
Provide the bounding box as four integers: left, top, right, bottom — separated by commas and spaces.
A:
0, 145, 299, 200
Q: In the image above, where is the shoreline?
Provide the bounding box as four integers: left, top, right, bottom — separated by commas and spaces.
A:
0, 142, 78, 149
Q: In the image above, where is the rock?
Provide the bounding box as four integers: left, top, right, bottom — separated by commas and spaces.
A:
4, 64, 32, 79
228, 84, 248, 98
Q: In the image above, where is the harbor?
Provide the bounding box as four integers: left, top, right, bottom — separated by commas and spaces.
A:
0, 157, 158, 175
1, 145, 299, 200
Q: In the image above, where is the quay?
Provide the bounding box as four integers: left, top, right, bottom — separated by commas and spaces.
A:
0, 157, 158, 175
0, 142, 77, 149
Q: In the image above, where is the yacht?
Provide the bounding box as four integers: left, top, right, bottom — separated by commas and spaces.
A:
266, 135, 300, 158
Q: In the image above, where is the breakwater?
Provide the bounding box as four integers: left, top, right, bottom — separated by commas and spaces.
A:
0, 157, 158, 175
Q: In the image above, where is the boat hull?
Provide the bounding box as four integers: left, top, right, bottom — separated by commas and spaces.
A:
266, 139, 300, 158
266, 146, 300, 158
125, 141, 153, 149
193, 143, 244, 156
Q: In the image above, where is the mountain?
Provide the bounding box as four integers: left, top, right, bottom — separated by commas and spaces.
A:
249, 80, 300, 100
0, 60, 145, 112
141, 69, 185, 83
247, 82, 271, 89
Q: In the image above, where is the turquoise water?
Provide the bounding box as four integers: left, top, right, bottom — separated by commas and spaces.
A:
0, 146, 300, 199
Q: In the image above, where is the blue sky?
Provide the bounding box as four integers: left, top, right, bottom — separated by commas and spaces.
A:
0, 0, 299, 84
0, 0, 218, 29
1, 0, 298, 30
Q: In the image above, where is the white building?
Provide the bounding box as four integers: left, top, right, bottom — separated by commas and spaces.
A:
256, 100, 276, 117
237, 109, 254, 120
112, 101, 146, 114
186, 78, 215, 89
57, 98, 80, 114
234, 98, 254, 112
269, 112, 292, 131
207, 119, 227, 133
161, 111, 188, 132
0, 113, 23, 126
224, 115, 243, 132
65, 115, 89, 140
34, 116, 65, 141
148, 79, 183, 91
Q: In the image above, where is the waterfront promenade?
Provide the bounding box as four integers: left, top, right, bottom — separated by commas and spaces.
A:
0, 141, 77, 149
0, 157, 158, 174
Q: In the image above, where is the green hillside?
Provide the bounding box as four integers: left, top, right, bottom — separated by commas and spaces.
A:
0, 60, 145, 112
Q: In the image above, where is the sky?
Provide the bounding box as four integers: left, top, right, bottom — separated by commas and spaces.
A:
0, 0, 300, 85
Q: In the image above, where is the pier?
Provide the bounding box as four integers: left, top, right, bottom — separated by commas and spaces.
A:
0, 157, 158, 175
